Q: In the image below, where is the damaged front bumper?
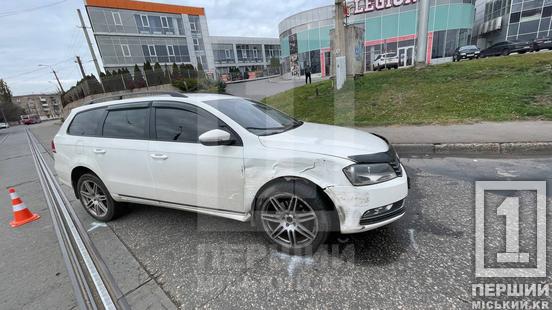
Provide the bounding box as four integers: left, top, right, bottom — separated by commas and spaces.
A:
324, 165, 409, 234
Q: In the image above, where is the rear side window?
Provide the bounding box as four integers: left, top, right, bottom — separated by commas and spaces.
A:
102, 108, 149, 140
155, 107, 230, 143
68, 108, 105, 136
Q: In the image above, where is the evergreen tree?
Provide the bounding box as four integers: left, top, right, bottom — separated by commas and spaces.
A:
133, 65, 146, 88
163, 64, 171, 84
0, 79, 24, 122
122, 68, 134, 89
153, 62, 164, 85
143, 61, 154, 86
171, 63, 181, 80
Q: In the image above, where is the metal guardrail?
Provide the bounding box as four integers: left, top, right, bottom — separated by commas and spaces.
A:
87, 91, 187, 105
26, 129, 129, 310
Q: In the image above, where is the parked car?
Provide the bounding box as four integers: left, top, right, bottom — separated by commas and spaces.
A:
373, 53, 399, 71
533, 36, 552, 51
480, 40, 533, 57
453, 45, 480, 61
0, 122, 8, 129
53, 93, 409, 255
20, 114, 41, 125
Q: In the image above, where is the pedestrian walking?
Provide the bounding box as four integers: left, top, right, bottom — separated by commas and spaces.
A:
305, 65, 312, 84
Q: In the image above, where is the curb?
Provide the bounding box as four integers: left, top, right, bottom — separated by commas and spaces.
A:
393, 142, 552, 156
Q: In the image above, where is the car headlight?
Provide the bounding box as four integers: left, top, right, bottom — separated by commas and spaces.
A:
343, 163, 398, 186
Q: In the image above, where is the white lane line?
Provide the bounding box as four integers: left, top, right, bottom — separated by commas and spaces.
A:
88, 222, 108, 232
409, 229, 419, 253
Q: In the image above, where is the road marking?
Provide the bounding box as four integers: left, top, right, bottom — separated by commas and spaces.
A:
88, 222, 108, 232
409, 229, 419, 253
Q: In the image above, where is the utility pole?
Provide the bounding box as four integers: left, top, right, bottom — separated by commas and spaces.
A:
77, 9, 102, 78
75, 56, 86, 78
39, 64, 66, 93
333, 0, 347, 90
52, 70, 65, 93
416, 0, 431, 66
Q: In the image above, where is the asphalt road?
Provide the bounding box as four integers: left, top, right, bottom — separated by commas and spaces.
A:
2, 121, 551, 309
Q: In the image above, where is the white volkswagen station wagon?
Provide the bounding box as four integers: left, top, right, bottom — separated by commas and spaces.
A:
54, 93, 409, 254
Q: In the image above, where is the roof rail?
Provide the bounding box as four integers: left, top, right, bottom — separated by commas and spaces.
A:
87, 91, 187, 105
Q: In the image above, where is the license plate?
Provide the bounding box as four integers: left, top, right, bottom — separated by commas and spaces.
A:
545, 41, 551, 43
524, 46, 530, 48
467, 54, 474, 57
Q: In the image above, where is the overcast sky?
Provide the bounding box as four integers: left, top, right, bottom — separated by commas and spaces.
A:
0, 0, 329, 96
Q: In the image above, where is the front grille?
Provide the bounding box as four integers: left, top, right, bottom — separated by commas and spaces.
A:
359, 199, 405, 226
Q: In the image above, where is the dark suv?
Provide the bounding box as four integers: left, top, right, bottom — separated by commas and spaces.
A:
533, 36, 552, 51
480, 40, 532, 57
453, 45, 480, 61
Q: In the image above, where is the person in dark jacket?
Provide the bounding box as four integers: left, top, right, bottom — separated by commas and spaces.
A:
305, 64, 312, 84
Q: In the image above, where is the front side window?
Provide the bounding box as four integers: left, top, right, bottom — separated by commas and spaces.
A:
155, 106, 233, 143
68, 108, 105, 136
205, 99, 302, 136
103, 108, 148, 139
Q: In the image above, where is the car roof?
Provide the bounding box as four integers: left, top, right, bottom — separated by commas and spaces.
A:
70, 93, 240, 114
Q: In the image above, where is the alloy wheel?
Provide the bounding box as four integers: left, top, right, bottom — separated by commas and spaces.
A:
80, 180, 109, 217
260, 194, 319, 248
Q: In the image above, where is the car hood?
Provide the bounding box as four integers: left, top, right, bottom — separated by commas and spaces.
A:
258, 122, 390, 160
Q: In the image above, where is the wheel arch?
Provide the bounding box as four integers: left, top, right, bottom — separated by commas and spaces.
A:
71, 166, 99, 199
251, 176, 340, 231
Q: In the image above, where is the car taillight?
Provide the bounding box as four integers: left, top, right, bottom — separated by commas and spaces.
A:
51, 140, 56, 153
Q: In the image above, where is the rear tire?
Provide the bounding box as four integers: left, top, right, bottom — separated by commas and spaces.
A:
254, 181, 333, 255
77, 174, 119, 222
502, 49, 510, 56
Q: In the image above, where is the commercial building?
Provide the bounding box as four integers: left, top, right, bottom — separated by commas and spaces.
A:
473, 0, 552, 48
84, 0, 280, 79
278, 0, 476, 76
13, 94, 62, 119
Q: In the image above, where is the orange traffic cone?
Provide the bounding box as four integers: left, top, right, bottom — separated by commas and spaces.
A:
8, 188, 40, 228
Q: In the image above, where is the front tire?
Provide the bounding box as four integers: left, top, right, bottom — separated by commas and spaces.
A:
77, 174, 119, 222
254, 181, 332, 255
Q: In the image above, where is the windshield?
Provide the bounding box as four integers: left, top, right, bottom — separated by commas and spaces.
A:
205, 98, 303, 136
460, 45, 478, 51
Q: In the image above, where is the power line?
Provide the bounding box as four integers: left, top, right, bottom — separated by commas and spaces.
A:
0, 0, 69, 18
3, 57, 75, 80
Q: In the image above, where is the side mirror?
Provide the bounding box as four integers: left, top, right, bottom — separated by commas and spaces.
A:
199, 129, 234, 146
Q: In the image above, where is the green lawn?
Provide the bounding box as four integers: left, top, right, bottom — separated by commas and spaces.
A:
263, 53, 552, 126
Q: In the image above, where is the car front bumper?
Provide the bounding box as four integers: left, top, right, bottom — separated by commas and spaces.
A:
324, 165, 409, 234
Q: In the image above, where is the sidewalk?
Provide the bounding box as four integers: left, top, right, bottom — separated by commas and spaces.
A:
359, 121, 552, 155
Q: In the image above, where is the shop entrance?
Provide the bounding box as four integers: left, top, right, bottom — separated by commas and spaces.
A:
398, 46, 415, 68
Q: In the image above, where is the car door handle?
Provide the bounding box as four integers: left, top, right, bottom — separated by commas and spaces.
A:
93, 149, 106, 154
150, 154, 168, 160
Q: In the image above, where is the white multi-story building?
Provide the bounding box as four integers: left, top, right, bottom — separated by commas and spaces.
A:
85, 0, 281, 79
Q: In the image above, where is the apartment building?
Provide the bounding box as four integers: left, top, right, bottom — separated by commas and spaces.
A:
13, 94, 62, 119
85, 0, 215, 74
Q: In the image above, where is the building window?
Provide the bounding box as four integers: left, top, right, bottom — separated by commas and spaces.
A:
197, 56, 203, 65
224, 49, 231, 59
193, 38, 200, 47
167, 45, 175, 57
121, 44, 131, 57
161, 16, 169, 28
253, 48, 258, 59
140, 15, 149, 27
112, 12, 122, 26
148, 45, 157, 56
190, 22, 197, 31
242, 49, 247, 59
